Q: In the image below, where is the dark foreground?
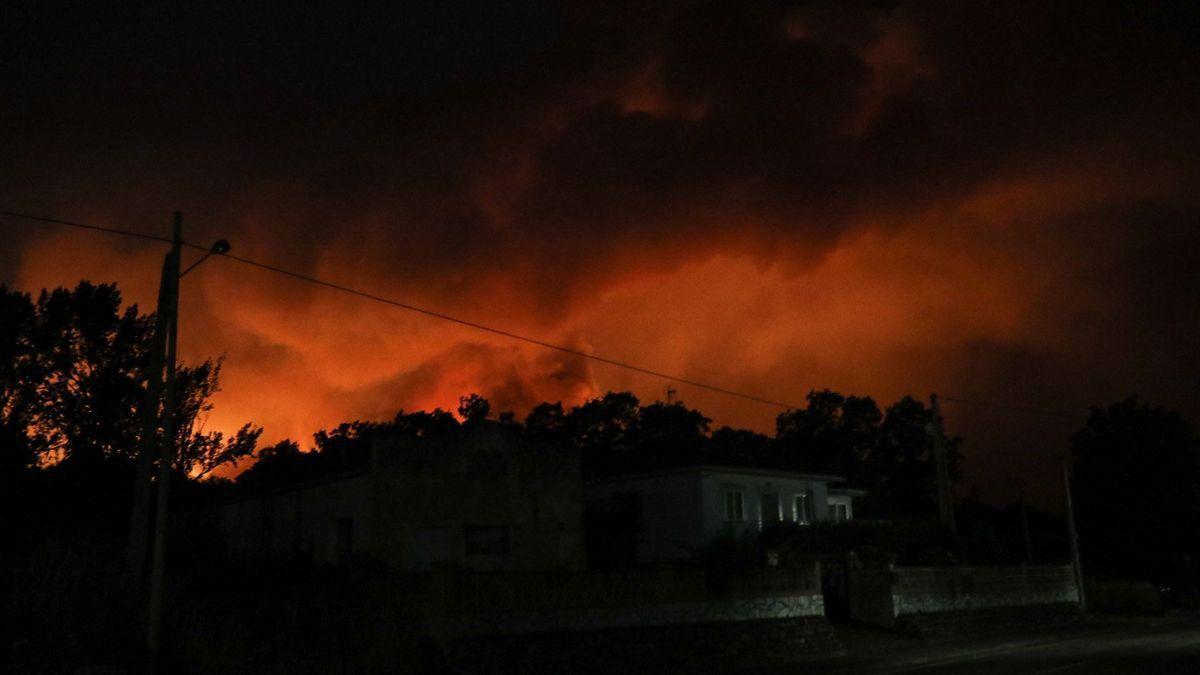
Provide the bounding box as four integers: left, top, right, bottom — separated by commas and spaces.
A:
752, 615, 1200, 674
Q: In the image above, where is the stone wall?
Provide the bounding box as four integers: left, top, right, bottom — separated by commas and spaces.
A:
850, 565, 1081, 628
441, 617, 839, 673
427, 563, 824, 639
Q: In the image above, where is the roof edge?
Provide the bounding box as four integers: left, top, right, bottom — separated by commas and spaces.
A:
588, 464, 846, 486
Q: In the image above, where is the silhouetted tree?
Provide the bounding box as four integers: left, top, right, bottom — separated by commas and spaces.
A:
457, 393, 491, 423
232, 439, 314, 491
775, 390, 881, 478
313, 420, 387, 470
0, 282, 260, 476
171, 359, 261, 477
391, 408, 459, 438
627, 401, 711, 470
863, 396, 962, 519
1072, 398, 1200, 587
566, 391, 641, 477
709, 426, 771, 467
0, 286, 42, 474
524, 401, 569, 447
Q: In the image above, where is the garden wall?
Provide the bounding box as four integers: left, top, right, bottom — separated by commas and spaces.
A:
850, 565, 1081, 629
426, 563, 825, 638
425, 562, 836, 672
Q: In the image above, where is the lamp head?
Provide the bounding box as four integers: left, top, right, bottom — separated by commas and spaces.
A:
210, 239, 231, 255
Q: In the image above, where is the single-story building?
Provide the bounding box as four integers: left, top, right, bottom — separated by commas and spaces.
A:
585, 465, 863, 565
218, 421, 586, 571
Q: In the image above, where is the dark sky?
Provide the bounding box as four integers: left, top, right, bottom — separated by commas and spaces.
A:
3, 1, 1199, 506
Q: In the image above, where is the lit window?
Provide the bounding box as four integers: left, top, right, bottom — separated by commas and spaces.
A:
724, 489, 745, 521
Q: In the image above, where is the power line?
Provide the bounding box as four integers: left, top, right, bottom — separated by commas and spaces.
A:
0, 210, 1097, 421
0, 209, 186, 248
1, 209, 804, 410
219, 251, 805, 409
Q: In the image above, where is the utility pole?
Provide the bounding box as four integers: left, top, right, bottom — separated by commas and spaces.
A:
127, 252, 173, 582
929, 394, 956, 533
1063, 460, 1087, 611
147, 212, 182, 655
1019, 482, 1034, 565
666, 386, 677, 405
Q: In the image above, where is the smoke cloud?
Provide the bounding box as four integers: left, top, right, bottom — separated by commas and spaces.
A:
4, 1, 1199, 503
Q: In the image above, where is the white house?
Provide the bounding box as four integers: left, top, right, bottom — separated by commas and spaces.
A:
585, 465, 863, 565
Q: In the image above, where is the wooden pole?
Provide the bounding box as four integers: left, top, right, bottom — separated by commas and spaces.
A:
127, 253, 172, 582
1063, 460, 1087, 611
147, 212, 182, 655
1019, 482, 1034, 565
930, 394, 956, 533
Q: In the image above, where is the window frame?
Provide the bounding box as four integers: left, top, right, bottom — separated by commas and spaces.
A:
760, 491, 782, 529
793, 492, 812, 525
723, 488, 746, 522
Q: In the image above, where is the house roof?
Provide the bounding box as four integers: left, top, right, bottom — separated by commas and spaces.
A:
588, 463, 846, 487
829, 487, 869, 498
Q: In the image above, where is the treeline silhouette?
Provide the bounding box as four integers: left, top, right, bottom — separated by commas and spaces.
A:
232, 389, 961, 521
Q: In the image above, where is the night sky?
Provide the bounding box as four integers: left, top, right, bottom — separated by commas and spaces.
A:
3, 1, 1199, 506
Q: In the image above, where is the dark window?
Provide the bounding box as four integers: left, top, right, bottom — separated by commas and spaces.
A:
794, 493, 812, 524
336, 517, 353, 560
761, 492, 781, 526
465, 526, 510, 556
724, 489, 745, 521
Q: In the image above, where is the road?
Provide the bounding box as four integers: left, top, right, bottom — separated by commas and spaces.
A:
755, 616, 1200, 674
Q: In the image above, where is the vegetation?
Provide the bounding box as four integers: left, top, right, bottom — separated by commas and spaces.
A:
0, 282, 260, 477
234, 389, 960, 523
1072, 397, 1200, 590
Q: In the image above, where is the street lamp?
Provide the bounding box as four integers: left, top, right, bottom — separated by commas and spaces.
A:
180, 238, 231, 277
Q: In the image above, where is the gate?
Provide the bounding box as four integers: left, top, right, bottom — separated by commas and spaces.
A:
814, 553, 850, 619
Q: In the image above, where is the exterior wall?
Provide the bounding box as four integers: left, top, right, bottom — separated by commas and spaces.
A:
217, 423, 586, 572
849, 565, 1082, 628
585, 467, 843, 565
698, 470, 831, 543
585, 471, 705, 562
371, 426, 585, 572
220, 473, 371, 565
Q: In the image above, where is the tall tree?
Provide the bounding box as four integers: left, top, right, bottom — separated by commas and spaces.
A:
709, 426, 771, 468
627, 401, 711, 470
566, 391, 641, 477
865, 396, 962, 519
0, 282, 259, 476
775, 390, 882, 479
0, 287, 42, 474
524, 401, 569, 447
1072, 398, 1200, 586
